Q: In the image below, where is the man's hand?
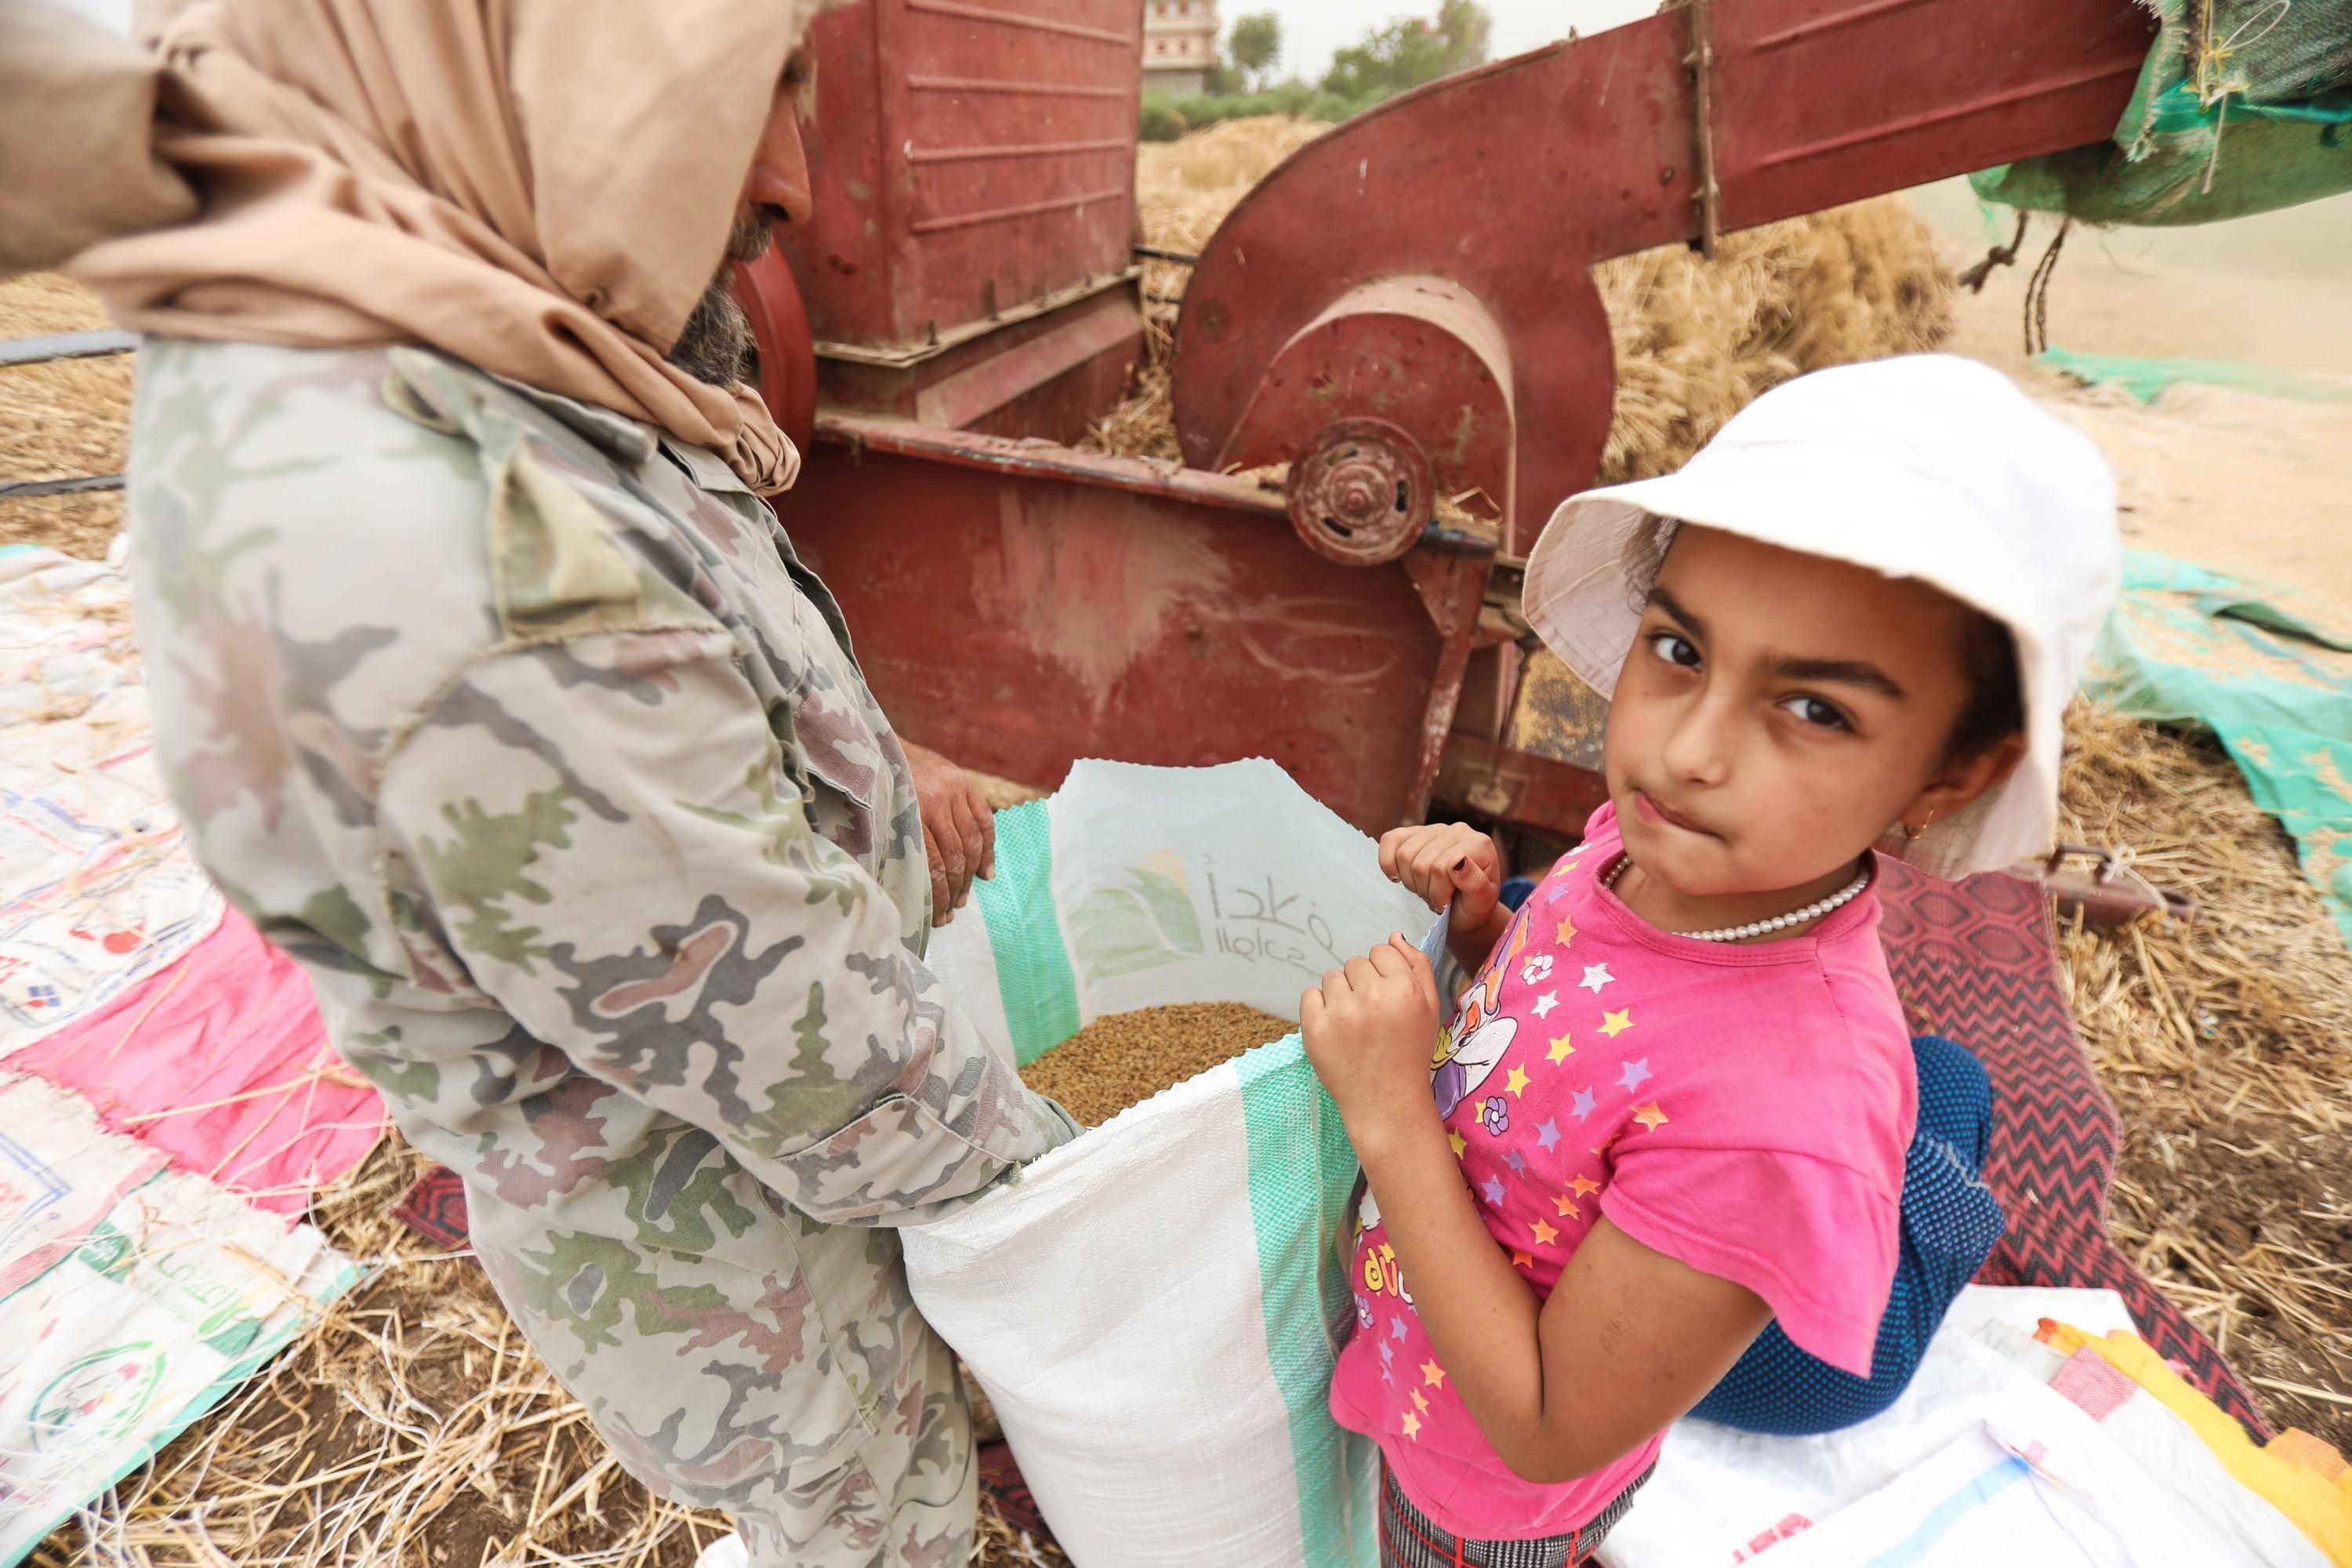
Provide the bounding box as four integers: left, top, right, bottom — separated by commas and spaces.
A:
900, 740, 995, 927
1301, 933, 1443, 1151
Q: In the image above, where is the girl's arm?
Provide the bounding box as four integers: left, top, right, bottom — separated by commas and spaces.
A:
1305, 938, 1773, 1484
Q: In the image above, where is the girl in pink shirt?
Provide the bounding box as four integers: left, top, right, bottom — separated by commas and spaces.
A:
1301, 357, 2120, 1564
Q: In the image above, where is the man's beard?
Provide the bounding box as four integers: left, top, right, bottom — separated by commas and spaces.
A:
667, 213, 774, 387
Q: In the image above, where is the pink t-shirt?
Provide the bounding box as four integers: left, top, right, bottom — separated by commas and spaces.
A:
1329, 802, 1916, 1540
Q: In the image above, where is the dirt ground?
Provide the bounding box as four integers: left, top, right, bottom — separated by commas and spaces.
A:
1917, 180, 2352, 626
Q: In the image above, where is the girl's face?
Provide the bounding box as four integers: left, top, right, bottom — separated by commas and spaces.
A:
1602, 525, 2021, 898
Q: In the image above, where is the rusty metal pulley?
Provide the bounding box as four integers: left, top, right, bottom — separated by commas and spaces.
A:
1285, 417, 1434, 566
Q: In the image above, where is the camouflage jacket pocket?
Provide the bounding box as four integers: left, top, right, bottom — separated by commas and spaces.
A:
778, 1092, 1015, 1227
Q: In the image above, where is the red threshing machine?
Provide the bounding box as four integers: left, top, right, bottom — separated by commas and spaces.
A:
734, 0, 2158, 843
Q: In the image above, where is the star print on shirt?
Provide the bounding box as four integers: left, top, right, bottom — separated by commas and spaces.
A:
1532, 1218, 1559, 1246
1412, 1388, 1431, 1414
1569, 1174, 1602, 1199
1505, 1065, 1530, 1098
1552, 1194, 1581, 1220
1553, 916, 1577, 949
1392, 1318, 1410, 1342
1504, 1149, 1528, 1174
1569, 1086, 1598, 1120
1634, 1101, 1670, 1131
1480, 1174, 1507, 1205
1381, 1341, 1395, 1363
1421, 1359, 1447, 1388
1618, 1057, 1652, 1091
1511, 1249, 1534, 1269
1535, 1117, 1562, 1151
1547, 1034, 1574, 1064
1449, 1130, 1467, 1158
1403, 1411, 1422, 1439
1599, 1007, 1635, 1038
1579, 963, 1614, 993
1530, 991, 1560, 1019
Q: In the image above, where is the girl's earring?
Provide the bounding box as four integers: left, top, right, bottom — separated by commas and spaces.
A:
1900, 807, 1939, 842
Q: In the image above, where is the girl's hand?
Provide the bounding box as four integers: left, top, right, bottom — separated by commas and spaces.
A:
1379, 822, 1503, 931
1301, 933, 1443, 1149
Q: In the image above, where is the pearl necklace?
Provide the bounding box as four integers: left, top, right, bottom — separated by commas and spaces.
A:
1602, 855, 1871, 942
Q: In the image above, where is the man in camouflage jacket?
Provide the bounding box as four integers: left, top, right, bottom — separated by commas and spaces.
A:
124, 333, 1076, 1561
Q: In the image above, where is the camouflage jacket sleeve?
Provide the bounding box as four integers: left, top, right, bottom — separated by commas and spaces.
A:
375, 629, 1077, 1226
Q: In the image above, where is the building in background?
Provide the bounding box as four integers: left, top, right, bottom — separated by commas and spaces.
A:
1142, 0, 1219, 94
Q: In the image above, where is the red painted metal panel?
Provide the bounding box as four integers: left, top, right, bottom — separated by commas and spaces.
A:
782, 0, 1141, 358
1708, 0, 2158, 230
806, 288, 1145, 443
1170, 0, 2152, 548
781, 419, 1454, 833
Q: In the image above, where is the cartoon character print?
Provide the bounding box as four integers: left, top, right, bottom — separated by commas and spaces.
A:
1429, 906, 1532, 1119
1353, 1188, 1414, 1308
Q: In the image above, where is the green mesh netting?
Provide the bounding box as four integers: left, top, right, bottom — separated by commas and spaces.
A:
1973, 0, 2352, 224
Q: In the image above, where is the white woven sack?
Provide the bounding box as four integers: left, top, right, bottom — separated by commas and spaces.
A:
909, 760, 1439, 1567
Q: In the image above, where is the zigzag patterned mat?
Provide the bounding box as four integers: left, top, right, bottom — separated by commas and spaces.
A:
1876, 860, 2270, 1439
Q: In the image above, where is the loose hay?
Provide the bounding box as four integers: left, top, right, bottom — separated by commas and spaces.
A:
1093, 116, 1957, 491
1019, 1003, 1297, 1127
2057, 701, 2352, 1448
1, 273, 132, 561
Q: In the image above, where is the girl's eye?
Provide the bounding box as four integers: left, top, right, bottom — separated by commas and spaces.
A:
1780, 695, 1851, 730
1646, 630, 1700, 670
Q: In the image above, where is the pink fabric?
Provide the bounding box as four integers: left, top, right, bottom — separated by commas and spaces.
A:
13, 906, 383, 1214
1330, 802, 1915, 1540
2052, 1347, 2142, 1422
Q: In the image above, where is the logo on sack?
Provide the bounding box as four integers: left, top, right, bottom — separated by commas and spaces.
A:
1070, 854, 1205, 983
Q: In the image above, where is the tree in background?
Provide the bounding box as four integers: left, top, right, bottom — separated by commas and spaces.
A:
1319, 0, 1493, 102
1226, 11, 1283, 93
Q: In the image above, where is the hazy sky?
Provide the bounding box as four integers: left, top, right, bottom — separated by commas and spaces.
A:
1254, 0, 1659, 84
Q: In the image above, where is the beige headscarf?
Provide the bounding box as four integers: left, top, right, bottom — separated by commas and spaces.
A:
22, 0, 818, 492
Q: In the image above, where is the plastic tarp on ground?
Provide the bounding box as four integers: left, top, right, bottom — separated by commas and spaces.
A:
2084, 550, 2352, 948
0, 1074, 164, 1298
0, 546, 372, 1556
1973, 0, 2352, 224
0, 1161, 357, 1564
11, 909, 384, 1214
0, 546, 223, 1048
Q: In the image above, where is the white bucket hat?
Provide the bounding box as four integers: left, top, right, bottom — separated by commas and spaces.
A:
1523, 354, 2121, 880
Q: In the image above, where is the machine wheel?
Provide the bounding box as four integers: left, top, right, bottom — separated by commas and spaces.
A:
1285, 417, 1434, 566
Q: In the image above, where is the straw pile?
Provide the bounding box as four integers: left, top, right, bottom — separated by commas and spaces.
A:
2055, 701, 2352, 1449
0, 273, 130, 561
1093, 117, 1957, 488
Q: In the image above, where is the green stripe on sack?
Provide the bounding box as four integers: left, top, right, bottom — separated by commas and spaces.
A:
1238, 1037, 1380, 1568
972, 799, 1082, 1065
